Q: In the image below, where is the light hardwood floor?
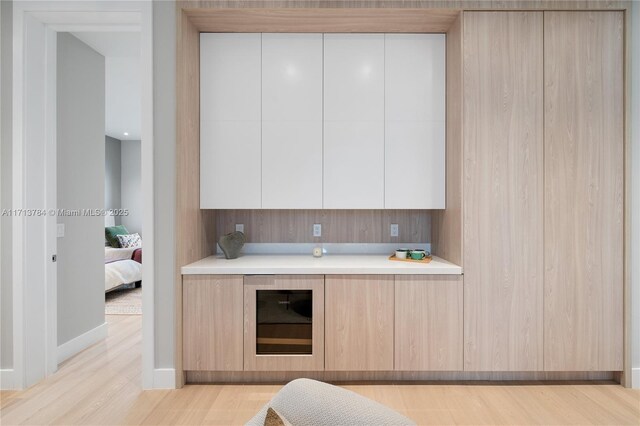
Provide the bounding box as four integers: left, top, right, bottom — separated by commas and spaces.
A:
1, 315, 638, 425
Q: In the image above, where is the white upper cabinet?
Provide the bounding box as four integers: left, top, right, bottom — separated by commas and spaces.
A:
384, 34, 446, 209
200, 33, 446, 210
200, 33, 262, 209
323, 34, 385, 209
262, 34, 323, 209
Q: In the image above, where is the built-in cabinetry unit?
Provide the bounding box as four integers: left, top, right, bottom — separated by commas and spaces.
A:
200, 33, 445, 210
182, 7, 627, 384
461, 11, 623, 372
183, 274, 462, 373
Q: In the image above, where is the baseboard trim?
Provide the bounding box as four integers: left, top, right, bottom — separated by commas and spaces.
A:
632, 367, 640, 389
0, 369, 16, 390
186, 370, 617, 384
57, 322, 108, 364
153, 368, 177, 389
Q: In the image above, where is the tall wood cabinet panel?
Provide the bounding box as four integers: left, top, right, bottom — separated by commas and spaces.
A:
433, 14, 464, 266
463, 12, 544, 371
384, 34, 446, 209
325, 275, 394, 370
262, 34, 323, 209
395, 275, 463, 371
323, 34, 385, 209
543, 11, 624, 371
183, 275, 244, 371
200, 33, 262, 208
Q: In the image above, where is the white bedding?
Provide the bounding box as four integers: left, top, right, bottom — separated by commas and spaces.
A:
105, 259, 142, 292
105, 246, 136, 264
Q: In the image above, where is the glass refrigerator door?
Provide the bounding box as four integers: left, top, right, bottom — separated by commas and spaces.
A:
256, 290, 313, 355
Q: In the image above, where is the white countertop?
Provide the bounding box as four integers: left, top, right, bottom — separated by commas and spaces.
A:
181, 254, 462, 275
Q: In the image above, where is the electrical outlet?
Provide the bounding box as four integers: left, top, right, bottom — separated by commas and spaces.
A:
313, 224, 322, 237
390, 224, 399, 237
235, 223, 244, 233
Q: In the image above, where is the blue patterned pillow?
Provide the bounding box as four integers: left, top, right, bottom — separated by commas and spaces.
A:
116, 233, 142, 248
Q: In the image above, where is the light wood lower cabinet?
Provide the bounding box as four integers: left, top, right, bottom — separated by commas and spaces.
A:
244, 275, 325, 371
183, 275, 244, 371
325, 275, 394, 371
395, 275, 463, 371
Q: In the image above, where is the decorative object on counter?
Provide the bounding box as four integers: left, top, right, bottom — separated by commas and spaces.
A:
409, 249, 429, 260
388, 251, 432, 264
312, 247, 323, 258
219, 231, 246, 259
394, 248, 409, 259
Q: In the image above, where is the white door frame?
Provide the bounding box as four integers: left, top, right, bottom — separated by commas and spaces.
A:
10, 0, 156, 390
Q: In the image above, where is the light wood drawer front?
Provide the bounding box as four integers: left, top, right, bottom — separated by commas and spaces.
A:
395, 275, 463, 371
183, 275, 244, 371
325, 275, 394, 371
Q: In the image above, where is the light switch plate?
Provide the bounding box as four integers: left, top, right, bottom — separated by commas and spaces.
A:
235, 223, 244, 233
313, 224, 322, 237
390, 224, 399, 237
57, 223, 65, 238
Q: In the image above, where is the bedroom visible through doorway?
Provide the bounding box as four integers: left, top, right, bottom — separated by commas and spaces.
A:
56, 29, 142, 371
92, 31, 144, 317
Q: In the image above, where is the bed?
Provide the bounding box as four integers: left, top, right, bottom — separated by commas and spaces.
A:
105, 247, 142, 292
104, 213, 142, 292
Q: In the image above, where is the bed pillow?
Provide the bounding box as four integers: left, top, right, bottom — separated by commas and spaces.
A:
105, 225, 129, 248
117, 233, 142, 248
117, 233, 142, 249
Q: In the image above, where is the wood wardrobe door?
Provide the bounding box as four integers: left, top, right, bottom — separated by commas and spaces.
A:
543, 11, 624, 371
463, 12, 544, 371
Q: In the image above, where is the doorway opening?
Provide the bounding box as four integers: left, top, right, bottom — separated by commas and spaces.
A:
8, 2, 156, 391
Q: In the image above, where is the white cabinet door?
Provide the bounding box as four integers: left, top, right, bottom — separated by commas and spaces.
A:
323, 34, 385, 209
262, 34, 323, 209
384, 34, 446, 209
200, 33, 262, 209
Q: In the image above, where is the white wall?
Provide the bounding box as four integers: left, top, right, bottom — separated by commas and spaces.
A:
153, 0, 176, 369
56, 33, 105, 347
121, 140, 142, 235
0, 0, 13, 371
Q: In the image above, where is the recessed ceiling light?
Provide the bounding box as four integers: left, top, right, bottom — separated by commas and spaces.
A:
124, 132, 129, 136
